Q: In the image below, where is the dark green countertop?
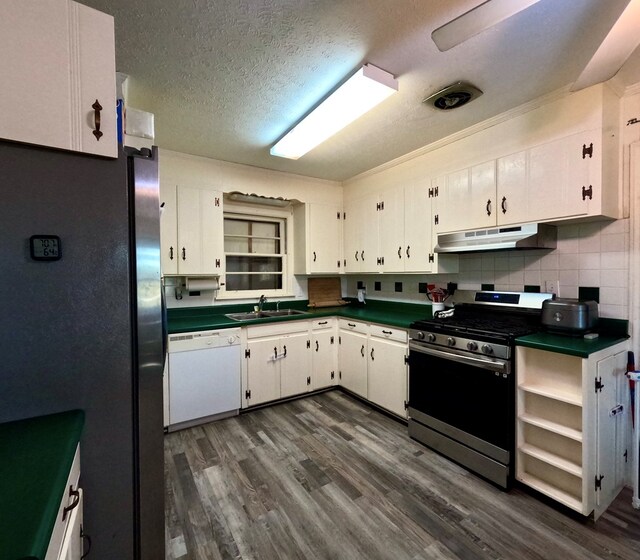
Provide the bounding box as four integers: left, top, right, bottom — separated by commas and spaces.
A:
516, 319, 629, 357
0, 410, 84, 560
168, 299, 432, 333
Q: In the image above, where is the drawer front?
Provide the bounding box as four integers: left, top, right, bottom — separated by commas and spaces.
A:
311, 318, 335, 330
338, 318, 368, 335
369, 324, 407, 343
247, 320, 309, 339
45, 445, 81, 560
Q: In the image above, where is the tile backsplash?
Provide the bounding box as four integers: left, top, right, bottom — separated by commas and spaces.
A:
346, 218, 630, 319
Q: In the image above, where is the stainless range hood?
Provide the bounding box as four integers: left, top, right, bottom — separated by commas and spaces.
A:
434, 223, 556, 253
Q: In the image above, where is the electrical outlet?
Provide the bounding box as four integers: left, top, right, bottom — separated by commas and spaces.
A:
543, 280, 558, 295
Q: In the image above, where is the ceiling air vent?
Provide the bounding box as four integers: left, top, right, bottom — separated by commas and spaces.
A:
423, 82, 483, 110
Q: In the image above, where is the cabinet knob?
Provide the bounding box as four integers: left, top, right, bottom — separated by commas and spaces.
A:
92, 99, 103, 141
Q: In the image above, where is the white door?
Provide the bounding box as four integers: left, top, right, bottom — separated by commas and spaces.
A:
339, 330, 368, 398
368, 338, 407, 417
280, 332, 312, 398
246, 337, 281, 406
312, 327, 337, 389
308, 204, 342, 273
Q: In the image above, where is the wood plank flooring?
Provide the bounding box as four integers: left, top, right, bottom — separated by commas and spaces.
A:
165, 390, 640, 560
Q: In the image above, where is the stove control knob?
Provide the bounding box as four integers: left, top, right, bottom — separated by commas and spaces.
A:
481, 344, 493, 355
416, 331, 425, 340
447, 337, 456, 347
467, 341, 478, 351
426, 333, 436, 343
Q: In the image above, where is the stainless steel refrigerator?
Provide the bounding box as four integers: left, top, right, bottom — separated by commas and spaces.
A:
0, 140, 165, 559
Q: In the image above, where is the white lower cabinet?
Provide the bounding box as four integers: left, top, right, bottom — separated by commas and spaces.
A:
367, 325, 408, 417
338, 319, 409, 417
516, 342, 629, 518
244, 321, 311, 407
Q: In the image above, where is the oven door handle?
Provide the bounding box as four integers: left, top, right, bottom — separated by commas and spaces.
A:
409, 342, 508, 373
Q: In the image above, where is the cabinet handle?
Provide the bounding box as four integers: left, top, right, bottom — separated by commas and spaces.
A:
274, 347, 278, 359
370, 348, 374, 361
313, 251, 317, 262
80, 526, 92, 559
406, 246, 410, 258
486, 199, 492, 216
283, 345, 287, 357
63, 485, 80, 521
91, 99, 103, 141
398, 246, 402, 258
169, 246, 174, 260
361, 344, 365, 357
382, 330, 392, 335
348, 322, 356, 327
361, 250, 365, 261
501, 196, 507, 214
315, 340, 319, 352
182, 247, 186, 260
318, 321, 328, 325
355, 251, 359, 261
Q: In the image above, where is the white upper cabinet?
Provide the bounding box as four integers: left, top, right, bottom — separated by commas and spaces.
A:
159, 185, 224, 276
0, 0, 117, 157
294, 203, 343, 274
343, 194, 378, 273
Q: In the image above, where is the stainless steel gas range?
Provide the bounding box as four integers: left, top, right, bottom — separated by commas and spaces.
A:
407, 291, 551, 489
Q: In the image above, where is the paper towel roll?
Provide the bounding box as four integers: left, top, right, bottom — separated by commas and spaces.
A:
185, 278, 219, 291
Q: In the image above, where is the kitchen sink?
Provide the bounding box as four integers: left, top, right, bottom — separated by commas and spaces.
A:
225, 309, 308, 321
262, 309, 308, 317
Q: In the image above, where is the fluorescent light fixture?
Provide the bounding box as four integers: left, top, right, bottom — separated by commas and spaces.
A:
432, 0, 541, 52
270, 63, 398, 160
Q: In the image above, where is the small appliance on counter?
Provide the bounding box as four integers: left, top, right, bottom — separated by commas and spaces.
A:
541, 298, 599, 335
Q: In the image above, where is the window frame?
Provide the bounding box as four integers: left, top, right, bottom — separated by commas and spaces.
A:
217, 204, 294, 300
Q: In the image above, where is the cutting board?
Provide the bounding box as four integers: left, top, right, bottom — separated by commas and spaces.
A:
307, 277, 349, 308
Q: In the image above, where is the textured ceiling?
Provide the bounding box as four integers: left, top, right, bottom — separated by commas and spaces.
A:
84, 0, 640, 181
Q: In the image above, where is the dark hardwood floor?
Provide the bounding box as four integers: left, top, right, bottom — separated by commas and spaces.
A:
165, 390, 640, 560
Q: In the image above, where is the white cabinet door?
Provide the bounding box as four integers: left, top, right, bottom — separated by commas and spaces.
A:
280, 332, 312, 398
344, 194, 378, 273
595, 350, 628, 518
312, 325, 337, 390
0, 0, 116, 157
368, 331, 408, 418
497, 151, 529, 225
469, 160, 497, 229
339, 330, 368, 398
308, 204, 342, 274
379, 187, 405, 272
58, 488, 83, 560
159, 183, 178, 275
246, 336, 281, 406
176, 187, 224, 276
404, 182, 432, 272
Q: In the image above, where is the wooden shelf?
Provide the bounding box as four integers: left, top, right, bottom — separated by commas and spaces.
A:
519, 443, 582, 477
519, 383, 582, 407
517, 472, 583, 513
519, 413, 583, 442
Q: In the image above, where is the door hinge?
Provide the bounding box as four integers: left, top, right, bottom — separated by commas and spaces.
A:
245, 349, 250, 358
434, 186, 438, 197
307, 340, 311, 349
245, 389, 251, 399
331, 336, 334, 344
337, 212, 341, 220
339, 371, 342, 380
307, 376, 311, 386
404, 400, 408, 410
595, 474, 604, 491
337, 260, 341, 268
428, 187, 433, 197
339, 336, 342, 344
404, 355, 409, 365
215, 259, 221, 267
582, 185, 593, 200
434, 214, 439, 225
343, 212, 346, 220
428, 253, 434, 263
582, 143, 593, 159
595, 377, 604, 393
215, 197, 220, 207
624, 449, 628, 463
331, 371, 335, 380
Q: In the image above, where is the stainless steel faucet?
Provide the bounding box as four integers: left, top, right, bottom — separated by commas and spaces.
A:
258, 294, 267, 311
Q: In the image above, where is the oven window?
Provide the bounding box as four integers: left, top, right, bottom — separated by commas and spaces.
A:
408, 349, 513, 450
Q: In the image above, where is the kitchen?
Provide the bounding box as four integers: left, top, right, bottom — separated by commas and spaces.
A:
2, 1, 640, 559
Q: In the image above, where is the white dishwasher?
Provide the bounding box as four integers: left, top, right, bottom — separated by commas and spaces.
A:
167, 328, 241, 430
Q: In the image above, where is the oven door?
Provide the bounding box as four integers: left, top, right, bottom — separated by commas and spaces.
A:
408, 341, 514, 457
